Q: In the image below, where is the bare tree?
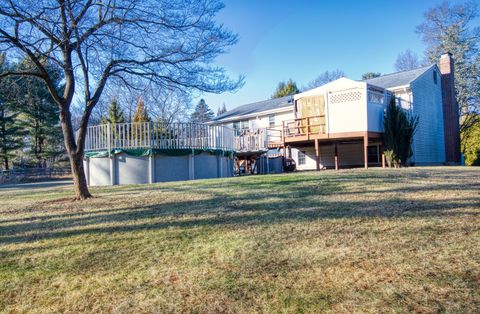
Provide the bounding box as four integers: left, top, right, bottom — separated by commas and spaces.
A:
395, 49, 421, 71
303, 69, 345, 91
416, 1, 480, 134
144, 86, 192, 124
0, 0, 243, 199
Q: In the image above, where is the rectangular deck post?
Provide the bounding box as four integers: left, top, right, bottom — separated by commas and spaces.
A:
363, 132, 369, 169
315, 138, 320, 171
334, 142, 339, 171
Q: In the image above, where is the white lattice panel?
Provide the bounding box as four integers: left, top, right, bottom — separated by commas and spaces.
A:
330, 91, 362, 104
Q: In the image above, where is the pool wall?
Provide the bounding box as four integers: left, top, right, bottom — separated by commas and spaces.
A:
84, 152, 234, 186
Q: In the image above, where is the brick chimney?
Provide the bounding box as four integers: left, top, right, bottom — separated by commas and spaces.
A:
439, 53, 461, 164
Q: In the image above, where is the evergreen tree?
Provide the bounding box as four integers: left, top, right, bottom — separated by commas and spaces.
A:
461, 114, 480, 165
102, 99, 125, 125
133, 97, 151, 123
0, 54, 25, 169
217, 103, 227, 116
13, 58, 64, 167
190, 99, 214, 123
272, 79, 299, 98
0, 106, 25, 170
362, 72, 382, 80
383, 98, 419, 167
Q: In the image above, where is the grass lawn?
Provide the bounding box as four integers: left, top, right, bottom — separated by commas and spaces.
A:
0, 167, 479, 313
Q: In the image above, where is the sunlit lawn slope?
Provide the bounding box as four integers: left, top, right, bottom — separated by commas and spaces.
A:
0, 167, 479, 313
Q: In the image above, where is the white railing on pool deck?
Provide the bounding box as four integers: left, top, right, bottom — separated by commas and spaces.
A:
82, 122, 236, 152
82, 122, 274, 153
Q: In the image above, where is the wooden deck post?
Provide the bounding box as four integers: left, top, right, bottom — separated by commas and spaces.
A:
306, 116, 310, 140
363, 133, 369, 169
334, 142, 339, 171
315, 138, 320, 171
382, 152, 386, 168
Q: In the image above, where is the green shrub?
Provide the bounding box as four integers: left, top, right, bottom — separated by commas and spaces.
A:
382, 98, 418, 167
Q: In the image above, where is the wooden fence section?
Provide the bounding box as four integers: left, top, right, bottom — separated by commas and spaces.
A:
0, 168, 71, 184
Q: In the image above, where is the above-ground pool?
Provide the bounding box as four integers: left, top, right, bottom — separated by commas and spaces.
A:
82, 122, 235, 186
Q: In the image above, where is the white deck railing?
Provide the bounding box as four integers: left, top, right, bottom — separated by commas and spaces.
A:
83, 122, 236, 152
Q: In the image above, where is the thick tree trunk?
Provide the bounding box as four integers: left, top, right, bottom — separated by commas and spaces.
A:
68, 149, 91, 200
60, 107, 92, 200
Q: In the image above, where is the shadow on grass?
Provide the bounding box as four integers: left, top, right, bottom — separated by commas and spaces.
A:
1, 171, 479, 246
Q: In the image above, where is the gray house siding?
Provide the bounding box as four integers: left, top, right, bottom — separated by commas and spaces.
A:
410, 66, 446, 164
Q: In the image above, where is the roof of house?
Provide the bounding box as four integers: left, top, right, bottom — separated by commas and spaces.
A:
213, 95, 294, 121
364, 65, 434, 89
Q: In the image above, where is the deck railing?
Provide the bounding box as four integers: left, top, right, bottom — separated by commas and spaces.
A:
282, 115, 326, 139
234, 128, 267, 152
83, 122, 236, 152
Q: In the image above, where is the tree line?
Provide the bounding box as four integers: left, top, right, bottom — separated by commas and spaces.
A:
0, 54, 64, 170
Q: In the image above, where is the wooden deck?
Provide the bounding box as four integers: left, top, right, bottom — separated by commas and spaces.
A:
276, 116, 384, 170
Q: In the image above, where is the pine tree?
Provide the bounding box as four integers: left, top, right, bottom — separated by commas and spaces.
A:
0, 106, 25, 170
0, 54, 25, 169
190, 99, 214, 123
133, 97, 151, 123
13, 58, 64, 167
383, 98, 419, 167
272, 79, 299, 98
362, 72, 382, 80
217, 103, 227, 116
102, 99, 125, 125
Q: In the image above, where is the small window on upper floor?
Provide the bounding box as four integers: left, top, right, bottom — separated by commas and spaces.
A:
232, 121, 240, 130
268, 114, 275, 128
433, 70, 438, 84
241, 120, 249, 129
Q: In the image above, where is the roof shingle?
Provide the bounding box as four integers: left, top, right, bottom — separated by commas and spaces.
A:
365, 65, 434, 89
213, 95, 293, 121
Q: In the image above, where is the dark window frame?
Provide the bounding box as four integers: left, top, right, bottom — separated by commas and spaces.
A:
268, 114, 275, 128
298, 150, 306, 165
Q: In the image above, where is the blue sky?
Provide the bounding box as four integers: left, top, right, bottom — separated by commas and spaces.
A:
198, 0, 468, 112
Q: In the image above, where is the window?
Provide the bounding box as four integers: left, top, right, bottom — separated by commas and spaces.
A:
268, 114, 275, 128
298, 151, 306, 165
433, 70, 438, 84
232, 121, 240, 130
241, 120, 249, 129
368, 91, 385, 104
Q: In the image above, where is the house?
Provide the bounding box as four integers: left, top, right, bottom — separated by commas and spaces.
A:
213, 95, 294, 132
213, 53, 460, 171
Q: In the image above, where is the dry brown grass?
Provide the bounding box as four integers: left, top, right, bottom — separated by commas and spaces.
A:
0, 167, 479, 313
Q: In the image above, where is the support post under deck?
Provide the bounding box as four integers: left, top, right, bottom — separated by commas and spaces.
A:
334, 142, 339, 171
363, 132, 369, 169
315, 138, 320, 171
